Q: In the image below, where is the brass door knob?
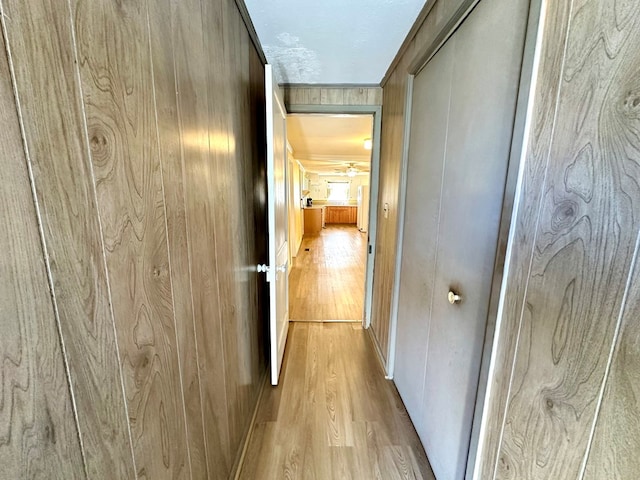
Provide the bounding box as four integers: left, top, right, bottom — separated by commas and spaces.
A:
448, 290, 462, 305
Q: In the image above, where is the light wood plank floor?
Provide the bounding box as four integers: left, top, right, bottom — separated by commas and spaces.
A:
289, 225, 367, 321
239, 323, 435, 480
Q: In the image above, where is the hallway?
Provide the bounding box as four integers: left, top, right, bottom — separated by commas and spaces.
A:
239, 322, 435, 479
289, 225, 367, 321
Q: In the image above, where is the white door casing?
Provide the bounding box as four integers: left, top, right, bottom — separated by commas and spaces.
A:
265, 64, 289, 386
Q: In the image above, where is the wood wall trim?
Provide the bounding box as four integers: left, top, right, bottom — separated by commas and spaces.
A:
231, 369, 269, 479
407, 0, 481, 75
282, 83, 381, 88
233, 0, 267, 64
381, 0, 437, 86
284, 87, 383, 107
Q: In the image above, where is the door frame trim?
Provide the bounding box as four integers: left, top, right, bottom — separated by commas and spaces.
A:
410, 0, 482, 75
286, 104, 383, 330
386, 74, 414, 380
387, 0, 544, 478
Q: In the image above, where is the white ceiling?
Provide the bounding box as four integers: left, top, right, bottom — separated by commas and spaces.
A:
244, 0, 427, 84
287, 114, 373, 175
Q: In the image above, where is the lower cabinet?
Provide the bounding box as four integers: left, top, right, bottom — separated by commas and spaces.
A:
324, 206, 357, 224
303, 208, 323, 234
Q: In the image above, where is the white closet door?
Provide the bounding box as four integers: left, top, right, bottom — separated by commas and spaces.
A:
394, 41, 455, 431
394, 0, 530, 478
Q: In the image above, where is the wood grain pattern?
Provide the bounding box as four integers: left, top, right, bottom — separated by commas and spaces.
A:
583, 249, 640, 479
147, 0, 209, 477
174, 0, 234, 476
233, 9, 269, 453
491, 0, 640, 478
475, 0, 574, 477
204, 0, 245, 467
210, 1, 272, 469
324, 206, 357, 224
303, 208, 323, 235
0, 28, 85, 479
1, 0, 137, 476
221, 0, 256, 455
238, 323, 434, 480
71, 0, 189, 477
558, 2, 640, 478
0, 0, 269, 478
289, 226, 367, 321
370, 75, 405, 360
284, 86, 383, 107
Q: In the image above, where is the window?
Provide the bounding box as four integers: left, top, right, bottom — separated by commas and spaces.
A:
327, 182, 350, 203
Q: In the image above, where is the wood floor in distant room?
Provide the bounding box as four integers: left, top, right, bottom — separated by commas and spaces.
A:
289, 224, 367, 321
238, 323, 435, 480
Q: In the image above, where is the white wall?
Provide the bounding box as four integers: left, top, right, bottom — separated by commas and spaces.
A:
288, 156, 304, 259
305, 173, 369, 204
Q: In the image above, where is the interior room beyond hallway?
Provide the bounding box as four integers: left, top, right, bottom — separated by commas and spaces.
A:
289, 225, 367, 321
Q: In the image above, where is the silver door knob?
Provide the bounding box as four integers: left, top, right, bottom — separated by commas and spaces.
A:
448, 290, 462, 305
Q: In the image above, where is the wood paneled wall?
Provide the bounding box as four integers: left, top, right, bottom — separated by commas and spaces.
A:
371, 0, 470, 360
476, 0, 640, 478
0, 0, 268, 478
283, 86, 383, 108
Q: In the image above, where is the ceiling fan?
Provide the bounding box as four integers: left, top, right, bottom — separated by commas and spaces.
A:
345, 162, 359, 177
328, 161, 366, 177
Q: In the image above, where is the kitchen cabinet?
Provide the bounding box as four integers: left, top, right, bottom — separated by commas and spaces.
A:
324, 206, 357, 224
303, 207, 323, 234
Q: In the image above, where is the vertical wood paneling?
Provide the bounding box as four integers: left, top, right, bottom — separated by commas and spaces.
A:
283, 86, 383, 108
475, 0, 573, 476
320, 88, 345, 105
1, 0, 269, 477
147, 0, 209, 477
173, 0, 231, 476
71, 0, 189, 477
1, 0, 136, 476
371, 77, 405, 358
214, 0, 253, 456
584, 241, 640, 479
584, 244, 640, 480
495, 1, 640, 478
285, 87, 310, 105
225, 4, 249, 450
228, 9, 263, 461
0, 28, 85, 479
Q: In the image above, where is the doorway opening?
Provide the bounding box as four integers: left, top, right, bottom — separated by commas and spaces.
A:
285, 113, 378, 324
